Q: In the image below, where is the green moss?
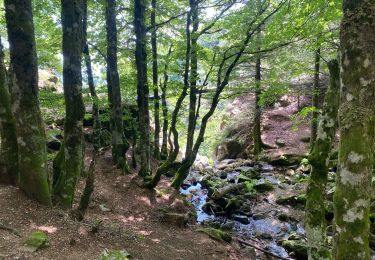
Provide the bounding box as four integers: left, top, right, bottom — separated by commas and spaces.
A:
197, 227, 232, 242
254, 180, 274, 192
25, 231, 48, 250
282, 240, 308, 259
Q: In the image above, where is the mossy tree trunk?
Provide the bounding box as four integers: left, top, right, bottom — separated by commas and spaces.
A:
151, 0, 161, 160
83, 0, 101, 150
106, 0, 129, 172
310, 48, 321, 151
305, 59, 340, 260
0, 38, 19, 185
160, 45, 173, 160
53, 0, 85, 208
333, 1, 375, 258
185, 0, 199, 158
5, 0, 51, 206
134, 0, 151, 177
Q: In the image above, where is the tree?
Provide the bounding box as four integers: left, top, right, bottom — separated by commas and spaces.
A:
0, 38, 18, 185
305, 59, 339, 260
160, 45, 173, 159
5, 0, 52, 206
333, 0, 375, 258
106, 0, 129, 171
83, 0, 101, 149
53, 0, 85, 208
310, 47, 321, 151
134, 0, 151, 177
151, 0, 161, 160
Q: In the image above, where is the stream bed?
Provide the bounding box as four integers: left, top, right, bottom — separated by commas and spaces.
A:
180, 159, 308, 259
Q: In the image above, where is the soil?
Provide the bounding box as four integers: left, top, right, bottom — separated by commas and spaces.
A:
0, 148, 246, 260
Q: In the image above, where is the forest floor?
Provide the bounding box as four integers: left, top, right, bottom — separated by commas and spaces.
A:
0, 149, 249, 260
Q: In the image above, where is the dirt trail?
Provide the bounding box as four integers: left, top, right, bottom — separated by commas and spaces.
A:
0, 149, 242, 260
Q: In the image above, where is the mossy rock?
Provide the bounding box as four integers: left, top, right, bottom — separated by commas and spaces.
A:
99, 249, 130, 260
197, 227, 232, 242
268, 154, 305, 166
24, 231, 48, 251
276, 194, 306, 208
254, 180, 274, 192
281, 240, 308, 260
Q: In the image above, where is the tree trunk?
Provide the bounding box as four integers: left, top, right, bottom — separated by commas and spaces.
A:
161, 46, 173, 160
83, 0, 101, 150
185, 0, 199, 158
305, 59, 340, 260
134, 0, 151, 177
0, 38, 19, 185
333, 1, 375, 258
106, 0, 129, 172
53, 0, 85, 208
151, 0, 161, 160
5, 0, 51, 206
145, 9, 192, 188
310, 48, 321, 151
253, 55, 262, 157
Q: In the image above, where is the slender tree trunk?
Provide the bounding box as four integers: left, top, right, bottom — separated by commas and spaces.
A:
53, 0, 85, 208
161, 46, 173, 160
5, 0, 51, 206
106, 0, 129, 172
333, 1, 375, 258
310, 48, 321, 151
83, 0, 101, 150
134, 0, 151, 177
185, 0, 199, 158
253, 55, 262, 157
145, 9, 192, 188
0, 38, 19, 185
305, 59, 340, 260
151, 0, 161, 160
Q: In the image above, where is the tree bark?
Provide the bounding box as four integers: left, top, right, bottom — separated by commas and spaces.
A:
310, 48, 321, 151
151, 0, 161, 160
185, 0, 199, 158
134, 0, 151, 177
106, 0, 129, 172
53, 0, 85, 208
333, 1, 375, 258
161, 46, 173, 160
253, 54, 262, 157
83, 0, 101, 150
5, 0, 51, 206
305, 59, 340, 260
0, 38, 19, 185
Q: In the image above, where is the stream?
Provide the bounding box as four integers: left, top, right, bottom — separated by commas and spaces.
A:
180, 159, 308, 259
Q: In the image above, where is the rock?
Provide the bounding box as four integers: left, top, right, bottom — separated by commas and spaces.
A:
267, 154, 304, 166
233, 214, 250, 225
254, 180, 274, 192
237, 167, 260, 179
160, 212, 189, 228
197, 227, 232, 242
276, 194, 306, 208
24, 231, 48, 251
219, 172, 227, 179
221, 221, 236, 231
215, 159, 236, 170
214, 140, 243, 161
47, 139, 61, 151
193, 155, 210, 171
300, 136, 310, 143
275, 138, 286, 147
277, 213, 296, 222
281, 240, 308, 260
252, 213, 267, 220
99, 249, 130, 260
99, 204, 112, 212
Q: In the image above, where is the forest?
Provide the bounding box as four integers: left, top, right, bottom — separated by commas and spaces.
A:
0, 0, 374, 259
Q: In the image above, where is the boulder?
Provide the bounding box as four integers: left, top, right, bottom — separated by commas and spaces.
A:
233, 214, 250, 224
281, 240, 308, 260
24, 231, 48, 252
197, 227, 232, 242
254, 180, 274, 192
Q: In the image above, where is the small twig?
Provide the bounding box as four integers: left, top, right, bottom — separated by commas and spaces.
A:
0, 223, 21, 237
237, 238, 292, 260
